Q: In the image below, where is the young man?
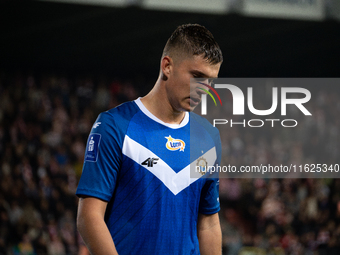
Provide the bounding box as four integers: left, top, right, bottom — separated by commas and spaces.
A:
76, 24, 223, 255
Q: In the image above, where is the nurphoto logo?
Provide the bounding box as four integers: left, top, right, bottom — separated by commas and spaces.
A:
192, 78, 312, 128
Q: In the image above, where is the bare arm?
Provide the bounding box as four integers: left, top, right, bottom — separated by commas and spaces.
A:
77, 196, 119, 255
197, 212, 222, 255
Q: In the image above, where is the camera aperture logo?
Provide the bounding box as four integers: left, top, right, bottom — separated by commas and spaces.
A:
197, 82, 222, 107
198, 81, 312, 128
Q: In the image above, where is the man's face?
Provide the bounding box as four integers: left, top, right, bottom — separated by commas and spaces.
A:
165, 55, 221, 112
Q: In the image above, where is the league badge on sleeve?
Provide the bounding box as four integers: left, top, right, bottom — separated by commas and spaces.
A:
85, 133, 101, 162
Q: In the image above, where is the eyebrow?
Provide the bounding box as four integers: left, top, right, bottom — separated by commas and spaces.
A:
190, 70, 218, 79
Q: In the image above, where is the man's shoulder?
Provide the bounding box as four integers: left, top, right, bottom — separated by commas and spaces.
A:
190, 112, 220, 136
106, 100, 139, 118
93, 100, 140, 132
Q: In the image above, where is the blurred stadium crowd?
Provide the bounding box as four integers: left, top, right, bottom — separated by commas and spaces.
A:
0, 71, 339, 255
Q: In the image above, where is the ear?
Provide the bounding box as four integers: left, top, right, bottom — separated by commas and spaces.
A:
160, 56, 172, 81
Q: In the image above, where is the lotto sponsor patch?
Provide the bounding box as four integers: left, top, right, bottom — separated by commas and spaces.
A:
165, 135, 185, 152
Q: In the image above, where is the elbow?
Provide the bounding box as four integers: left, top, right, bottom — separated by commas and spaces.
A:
77, 208, 86, 236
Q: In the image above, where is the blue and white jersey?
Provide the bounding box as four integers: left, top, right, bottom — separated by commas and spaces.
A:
76, 98, 221, 255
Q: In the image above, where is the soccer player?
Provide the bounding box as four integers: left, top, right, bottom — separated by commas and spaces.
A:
76, 24, 223, 255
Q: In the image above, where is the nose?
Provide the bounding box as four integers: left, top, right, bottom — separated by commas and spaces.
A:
197, 85, 209, 96
197, 81, 212, 92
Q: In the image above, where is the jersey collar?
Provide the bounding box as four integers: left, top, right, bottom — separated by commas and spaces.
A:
135, 98, 189, 129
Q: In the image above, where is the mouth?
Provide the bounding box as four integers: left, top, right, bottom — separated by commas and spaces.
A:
189, 96, 201, 106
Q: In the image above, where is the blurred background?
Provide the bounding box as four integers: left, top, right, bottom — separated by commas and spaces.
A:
0, 0, 340, 254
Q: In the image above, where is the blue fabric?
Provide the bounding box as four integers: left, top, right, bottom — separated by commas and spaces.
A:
76, 100, 221, 255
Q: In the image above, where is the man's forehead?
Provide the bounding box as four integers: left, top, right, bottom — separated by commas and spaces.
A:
185, 56, 221, 77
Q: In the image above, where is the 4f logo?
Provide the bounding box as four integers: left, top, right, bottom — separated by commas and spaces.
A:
142, 157, 159, 167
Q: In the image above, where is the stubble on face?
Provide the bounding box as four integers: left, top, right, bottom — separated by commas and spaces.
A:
167, 55, 221, 113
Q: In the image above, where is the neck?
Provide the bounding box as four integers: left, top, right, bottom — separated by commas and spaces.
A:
141, 80, 185, 125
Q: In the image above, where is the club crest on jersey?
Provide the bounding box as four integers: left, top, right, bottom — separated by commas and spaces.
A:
196, 157, 208, 175
165, 135, 185, 152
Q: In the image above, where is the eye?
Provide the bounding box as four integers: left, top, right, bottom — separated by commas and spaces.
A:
208, 78, 215, 86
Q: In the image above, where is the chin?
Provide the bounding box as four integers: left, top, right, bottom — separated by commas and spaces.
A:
180, 101, 197, 112
187, 105, 197, 112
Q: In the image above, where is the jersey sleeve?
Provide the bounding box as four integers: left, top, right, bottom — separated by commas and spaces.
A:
199, 178, 220, 214
76, 111, 123, 202
199, 128, 221, 215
